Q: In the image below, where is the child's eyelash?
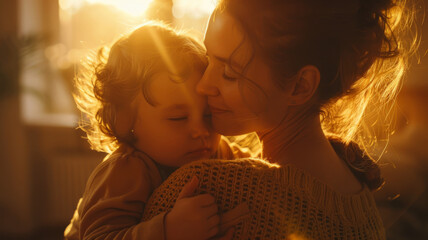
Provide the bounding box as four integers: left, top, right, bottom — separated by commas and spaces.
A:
168, 117, 187, 121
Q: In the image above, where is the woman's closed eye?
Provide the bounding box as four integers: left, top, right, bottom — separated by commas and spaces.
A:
223, 65, 239, 81
168, 116, 188, 121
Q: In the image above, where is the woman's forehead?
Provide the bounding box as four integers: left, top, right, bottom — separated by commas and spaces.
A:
205, 10, 255, 71
204, 11, 245, 58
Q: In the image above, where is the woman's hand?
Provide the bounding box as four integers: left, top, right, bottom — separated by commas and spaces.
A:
165, 176, 221, 240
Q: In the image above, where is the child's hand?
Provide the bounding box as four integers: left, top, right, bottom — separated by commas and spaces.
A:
210, 227, 235, 240
165, 176, 220, 240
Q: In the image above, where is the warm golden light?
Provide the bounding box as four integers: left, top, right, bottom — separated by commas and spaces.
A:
172, 0, 216, 19
85, 0, 153, 17
59, 0, 153, 17
86, 0, 152, 16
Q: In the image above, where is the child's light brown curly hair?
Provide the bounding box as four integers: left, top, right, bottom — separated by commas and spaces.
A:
74, 22, 207, 153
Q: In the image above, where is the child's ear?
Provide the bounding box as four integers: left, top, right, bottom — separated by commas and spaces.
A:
115, 105, 136, 139
289, 65, 320, 106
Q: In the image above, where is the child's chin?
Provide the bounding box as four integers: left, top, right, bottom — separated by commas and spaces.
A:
184, 153, 212, 162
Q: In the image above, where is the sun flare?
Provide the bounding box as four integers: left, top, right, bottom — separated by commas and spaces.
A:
86, 0, 153, 16
59, 0, 154, 17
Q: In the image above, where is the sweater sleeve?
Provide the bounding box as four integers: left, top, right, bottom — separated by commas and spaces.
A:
65, 150, 166, 240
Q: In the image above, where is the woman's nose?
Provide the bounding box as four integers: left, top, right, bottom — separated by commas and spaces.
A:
197, 67, 220, 96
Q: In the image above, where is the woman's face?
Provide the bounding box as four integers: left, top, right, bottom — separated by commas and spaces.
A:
198, 10, 293, 136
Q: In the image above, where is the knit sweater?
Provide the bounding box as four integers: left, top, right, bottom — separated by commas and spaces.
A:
142, 158, 386, 240
64, 137, 250, 240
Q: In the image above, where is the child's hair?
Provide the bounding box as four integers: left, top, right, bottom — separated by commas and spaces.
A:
74, 22, 207, 153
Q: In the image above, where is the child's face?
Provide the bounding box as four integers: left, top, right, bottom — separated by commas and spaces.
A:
133, 69, 221, 167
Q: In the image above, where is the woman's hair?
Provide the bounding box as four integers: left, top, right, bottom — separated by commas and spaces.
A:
217, 0, 418, 190
74, 22, 207, 153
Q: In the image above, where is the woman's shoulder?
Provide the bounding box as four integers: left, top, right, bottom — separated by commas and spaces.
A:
178, 158, 277, 172
144, 158, 383, 239
169, 158, 277, 181
171, 158, 376, 210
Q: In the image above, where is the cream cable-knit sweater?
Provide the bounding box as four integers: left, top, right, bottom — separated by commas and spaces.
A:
143, 158, 386, 240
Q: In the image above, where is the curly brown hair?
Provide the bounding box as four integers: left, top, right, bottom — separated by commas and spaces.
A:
74, 22, 207, 153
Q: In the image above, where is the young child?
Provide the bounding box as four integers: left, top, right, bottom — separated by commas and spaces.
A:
64, 22, 248, 240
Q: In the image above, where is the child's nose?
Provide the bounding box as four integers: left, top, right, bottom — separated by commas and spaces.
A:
196, 67, 219, 97
191, 122, 210, 139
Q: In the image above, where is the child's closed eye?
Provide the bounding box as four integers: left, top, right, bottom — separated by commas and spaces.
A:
168, 116, 188, 121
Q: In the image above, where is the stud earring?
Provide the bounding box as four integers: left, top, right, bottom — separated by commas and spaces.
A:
128, 129, 136, 142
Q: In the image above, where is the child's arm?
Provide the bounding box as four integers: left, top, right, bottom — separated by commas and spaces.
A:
66, 152, 226, 240
164, 176, 223, 240
73, 155, 167, 240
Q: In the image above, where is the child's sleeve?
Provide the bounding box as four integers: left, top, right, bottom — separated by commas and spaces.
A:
65, 152, 167, 240
215, 136, 253, 160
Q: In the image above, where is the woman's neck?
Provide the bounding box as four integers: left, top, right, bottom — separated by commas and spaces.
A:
258, 110, 364, 194
258, 111, 336, 166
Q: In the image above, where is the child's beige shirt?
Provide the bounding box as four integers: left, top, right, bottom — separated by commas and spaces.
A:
64, 138, 250, 240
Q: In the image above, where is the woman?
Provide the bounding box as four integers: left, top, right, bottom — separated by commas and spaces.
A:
142, 0, 414, 239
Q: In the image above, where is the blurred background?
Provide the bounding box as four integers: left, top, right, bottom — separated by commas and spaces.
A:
0, 0, 426, 239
